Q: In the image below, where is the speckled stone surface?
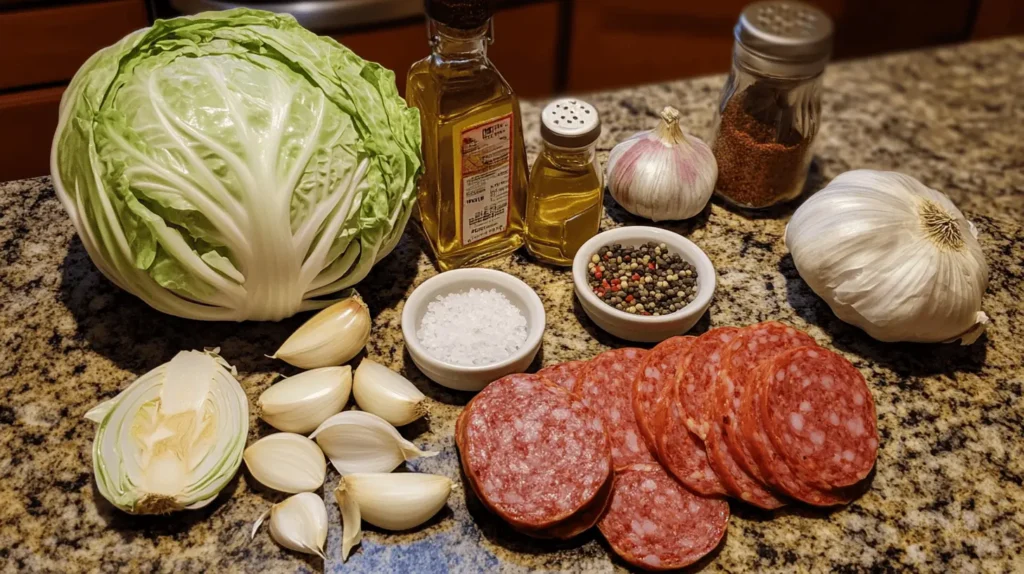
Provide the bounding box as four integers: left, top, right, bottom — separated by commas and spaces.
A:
1, 37, 1023, 573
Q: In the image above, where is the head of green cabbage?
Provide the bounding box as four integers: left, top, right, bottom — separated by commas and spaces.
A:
52, 9, 422, 321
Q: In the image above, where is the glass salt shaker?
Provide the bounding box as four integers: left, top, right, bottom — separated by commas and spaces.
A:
710, 1, 833, 209
525, 99, 603, 266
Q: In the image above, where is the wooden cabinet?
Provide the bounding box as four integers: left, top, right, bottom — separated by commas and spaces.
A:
566, 0, 980, 93
0, 0, 149, 182
336, 1, 560, 98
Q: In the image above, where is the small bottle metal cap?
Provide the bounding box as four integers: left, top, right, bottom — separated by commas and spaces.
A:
735, 1, 833, 76
540, 99, 601, 149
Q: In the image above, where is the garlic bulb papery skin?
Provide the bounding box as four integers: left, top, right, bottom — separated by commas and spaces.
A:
353, 359, 428, 426
606, 106, 717, 221
309, 410, 438, 475
86, 349, 248, 514
258, 366, 352, 433
334, 473, 452, 560
243, 433, 326, 493
786, 169, 989, 344
272, 294, 371, 369
252, 492, 328, 558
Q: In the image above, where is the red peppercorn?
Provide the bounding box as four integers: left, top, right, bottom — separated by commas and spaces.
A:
648, 263, 656, 270
611, 278, 620, 285
595, 271, 603, 279
631, 273, 640, 281
612, 285, 621, 292
625, 294, 634, 302
624, 255, 631, 262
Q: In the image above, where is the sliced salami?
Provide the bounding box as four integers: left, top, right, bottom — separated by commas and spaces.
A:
573, 348, 654, 469
652, 377, 729, 497
678, 327, 741, 439
598, 463, 730, 571
458, 374, 612, 534
740, 361, 853, 507
705, 416, 786, 509
537, 360, 589, 393
632, 336, 694, 451
715, 322, 817, 486
760, 346, 878, 489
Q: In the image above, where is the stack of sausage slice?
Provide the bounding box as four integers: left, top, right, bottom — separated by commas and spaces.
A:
456, 322, 879, 571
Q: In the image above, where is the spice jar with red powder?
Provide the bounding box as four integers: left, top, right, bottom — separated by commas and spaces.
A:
710, 1, 833, 209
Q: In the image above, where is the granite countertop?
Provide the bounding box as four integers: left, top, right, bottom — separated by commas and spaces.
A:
1, 37, 1023, 573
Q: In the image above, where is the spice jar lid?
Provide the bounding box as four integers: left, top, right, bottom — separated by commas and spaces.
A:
735, 1, 833, 77
425, 0, 496, 30
540, 99, 601, 149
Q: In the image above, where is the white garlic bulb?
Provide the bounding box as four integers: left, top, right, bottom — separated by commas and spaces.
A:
606, 106, 717, 221
786, 169, 989, 344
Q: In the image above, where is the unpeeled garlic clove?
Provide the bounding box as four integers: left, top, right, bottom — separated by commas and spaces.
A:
258, 367, 352, 433
353, 359, 428, 426
334, 473, 452, 560
252, 492, 328, 558
309, 410, 438, 475
273, 295, 371, 369
243, 433, 326, 493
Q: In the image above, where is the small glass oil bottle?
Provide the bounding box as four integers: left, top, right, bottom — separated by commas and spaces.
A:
525, 99, 603, 265
406, 0, 529, 271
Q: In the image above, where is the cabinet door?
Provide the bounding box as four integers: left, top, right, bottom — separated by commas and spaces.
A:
336, 1, 559, 98
0, 87, 64, 182
0, 0, 149, 90
566, 0, 977, 93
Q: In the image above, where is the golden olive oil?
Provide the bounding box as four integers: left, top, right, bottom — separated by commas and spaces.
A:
525, 99, 603, 266
406, 10, 528, 271
525, 147, 603, 265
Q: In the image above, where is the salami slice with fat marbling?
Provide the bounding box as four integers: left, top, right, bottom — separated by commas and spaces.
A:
678, 327, 741, 439
574, 348, 654, 469
652, 376, 729, 497
740, 360, 853, 507
458, 374, 612, 535
760, 346, 879, 489
715, 322, 818, 485
632, 336, 694, 451
537, 360, 589, 393
598, 463, 730, 571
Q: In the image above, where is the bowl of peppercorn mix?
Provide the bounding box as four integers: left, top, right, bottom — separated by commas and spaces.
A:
571, 226, 716, 342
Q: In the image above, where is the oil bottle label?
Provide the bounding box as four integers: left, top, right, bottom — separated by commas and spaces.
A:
454, 111, 514, 246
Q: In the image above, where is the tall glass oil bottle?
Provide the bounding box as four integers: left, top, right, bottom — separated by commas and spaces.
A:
406, 0, 528, 271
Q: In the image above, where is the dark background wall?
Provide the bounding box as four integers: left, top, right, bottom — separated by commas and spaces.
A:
2, 0, 1023, 181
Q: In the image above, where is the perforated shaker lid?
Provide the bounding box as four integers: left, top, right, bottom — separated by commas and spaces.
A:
540, 98, 601, 148
736, 1, 833, 76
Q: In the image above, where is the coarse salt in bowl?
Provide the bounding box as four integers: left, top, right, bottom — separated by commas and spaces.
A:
401, 269, 546, 392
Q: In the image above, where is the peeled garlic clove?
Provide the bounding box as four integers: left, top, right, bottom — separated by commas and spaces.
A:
334, 473, 452, 560
606, 106, 717, 221
252, 492, 328, 558
244, 433, 326, 493
273, 295, 370, 369
309, 410, 438, 475
353, 359, 428, 426
258, 366, 352, 433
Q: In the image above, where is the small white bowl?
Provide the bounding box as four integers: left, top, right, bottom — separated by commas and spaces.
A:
572, 226, 716, 343
401, 268, 546, 392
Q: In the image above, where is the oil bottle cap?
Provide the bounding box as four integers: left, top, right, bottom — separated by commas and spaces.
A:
425, 0, 496, 30
540, 99, 601, 149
